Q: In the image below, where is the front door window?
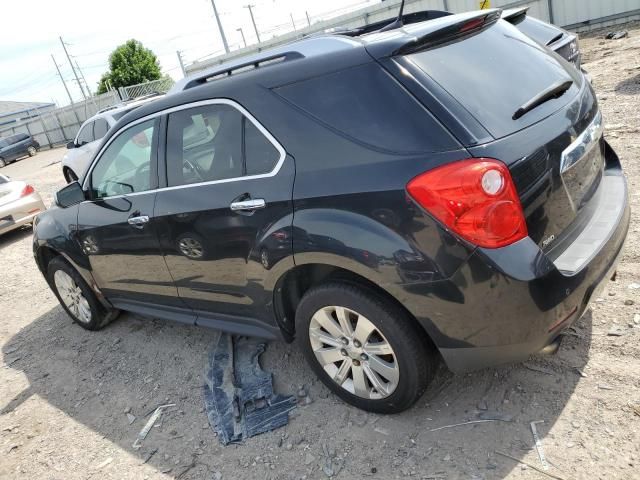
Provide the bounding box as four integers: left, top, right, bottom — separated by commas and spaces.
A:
89, 119, 155, 198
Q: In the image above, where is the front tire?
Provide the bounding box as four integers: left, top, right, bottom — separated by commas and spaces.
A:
295, 282, 438, 413
47, 257, 119, 330
0, 158, 5, 168
27, 146, 37, 157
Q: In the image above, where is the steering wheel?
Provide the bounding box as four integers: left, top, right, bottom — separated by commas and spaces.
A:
184, 158, 206, 182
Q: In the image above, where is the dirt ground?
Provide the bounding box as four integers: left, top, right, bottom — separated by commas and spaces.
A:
1, 24, 640, 480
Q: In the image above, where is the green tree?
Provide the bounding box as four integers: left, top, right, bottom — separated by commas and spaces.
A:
97, 40, 162, 94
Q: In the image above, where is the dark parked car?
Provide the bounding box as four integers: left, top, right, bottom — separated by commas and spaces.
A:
34, 9, 629, 414
0, 133, 40, 167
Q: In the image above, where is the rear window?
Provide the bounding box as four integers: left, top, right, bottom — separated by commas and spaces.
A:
406, 20, 579, 139
274, 62, 457, 154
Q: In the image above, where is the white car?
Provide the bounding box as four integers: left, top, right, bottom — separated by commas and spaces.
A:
0, 174, 46, 235
61, 95, 163, 183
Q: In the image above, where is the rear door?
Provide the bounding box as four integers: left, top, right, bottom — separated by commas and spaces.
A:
77, 118, 187, 312
154, 100, 294, 332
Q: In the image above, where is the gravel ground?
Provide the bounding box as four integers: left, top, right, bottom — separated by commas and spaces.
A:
1, 25, 639, 480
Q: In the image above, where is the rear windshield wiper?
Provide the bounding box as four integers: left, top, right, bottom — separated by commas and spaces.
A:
512, 79, 573, 120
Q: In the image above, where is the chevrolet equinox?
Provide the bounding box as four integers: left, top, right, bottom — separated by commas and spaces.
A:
33, 10, 630, 413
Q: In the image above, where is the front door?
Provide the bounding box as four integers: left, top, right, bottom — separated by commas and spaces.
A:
77, 118, 187, 312
154, 101, 294, 333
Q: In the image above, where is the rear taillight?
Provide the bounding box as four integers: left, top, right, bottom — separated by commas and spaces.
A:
406, 158, 528, 248
20, 184, 35, 197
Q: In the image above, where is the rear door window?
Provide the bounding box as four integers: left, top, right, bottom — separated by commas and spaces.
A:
405, 20, 580, 139
165, 103, 281, 187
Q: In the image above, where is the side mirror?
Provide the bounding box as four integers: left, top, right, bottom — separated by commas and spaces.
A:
66, 141, 76, 149
54, 181, 85, 208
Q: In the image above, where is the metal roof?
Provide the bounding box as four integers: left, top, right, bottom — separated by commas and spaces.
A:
0, 101, 55, 119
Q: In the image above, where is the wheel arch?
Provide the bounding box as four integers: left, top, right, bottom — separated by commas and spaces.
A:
272, 263, 437, 352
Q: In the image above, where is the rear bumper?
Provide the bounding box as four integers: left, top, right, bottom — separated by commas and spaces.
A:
405, 168, 629, 373
0, 193, 46, 235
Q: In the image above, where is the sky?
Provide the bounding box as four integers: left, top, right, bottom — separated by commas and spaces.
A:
0, 0, 381, 107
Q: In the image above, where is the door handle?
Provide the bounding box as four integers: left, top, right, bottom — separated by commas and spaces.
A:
230, 198, 266, 212
128, 215, 149, 228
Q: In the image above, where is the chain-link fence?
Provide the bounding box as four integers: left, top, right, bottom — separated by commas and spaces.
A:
0, 91, 121, 150
119, 77, 174, 101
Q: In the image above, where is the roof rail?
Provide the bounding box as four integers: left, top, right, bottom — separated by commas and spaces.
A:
180, 51, 303, 91
169, 36, 361, 94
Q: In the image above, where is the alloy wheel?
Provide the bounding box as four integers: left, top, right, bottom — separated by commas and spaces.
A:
54, 270, 92, 324
27, 146, 36, 156
309, 305, 399, 399
178, 237, 204, 259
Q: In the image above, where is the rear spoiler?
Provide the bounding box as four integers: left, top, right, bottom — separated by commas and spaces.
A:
501, 6, 529, 23
388, 9, 503, 56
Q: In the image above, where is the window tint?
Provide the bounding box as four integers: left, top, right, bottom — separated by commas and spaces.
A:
274, 63, 453, 153
406, 21, 578, 139
16, 133, 29, 141
244, 118, 279, 176
90, 119, 155, 198
93, 119, 109, 140
166, 103, 278, 187
77, 122, 94, 145
0, 139, 7, 148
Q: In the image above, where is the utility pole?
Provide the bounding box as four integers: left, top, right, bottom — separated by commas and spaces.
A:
210, 0, 230, 54
236, 28, 247, 48
244, 4, 261, 43
59, 36, 86, 101
290, 13, 297, 31
75, 60, 92, 97
306, 11, 311, 27
176, 50, 187, 77
51, 54, 75, 106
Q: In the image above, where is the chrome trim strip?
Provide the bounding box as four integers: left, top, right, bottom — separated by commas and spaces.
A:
560, 110, 604, 212
81, 98, 287, 199
560, 110, 603, 174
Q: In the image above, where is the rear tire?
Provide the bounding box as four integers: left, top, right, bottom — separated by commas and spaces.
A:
27, 146, 36, 157
47, 257, 119, 331
295, 282, 438, 413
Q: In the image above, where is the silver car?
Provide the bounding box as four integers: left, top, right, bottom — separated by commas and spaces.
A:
0, 174, 46, 235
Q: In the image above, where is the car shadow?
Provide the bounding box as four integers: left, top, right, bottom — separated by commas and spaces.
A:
615, 72, 640, 95
0, 226, 33, 247
1, 305, 591, 479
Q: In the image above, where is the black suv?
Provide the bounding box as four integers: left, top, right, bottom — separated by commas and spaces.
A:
34, 10, 629, 413
0, 133, 40, 167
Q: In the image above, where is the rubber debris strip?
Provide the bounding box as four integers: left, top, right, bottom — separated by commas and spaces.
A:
204, 333, 297, 445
